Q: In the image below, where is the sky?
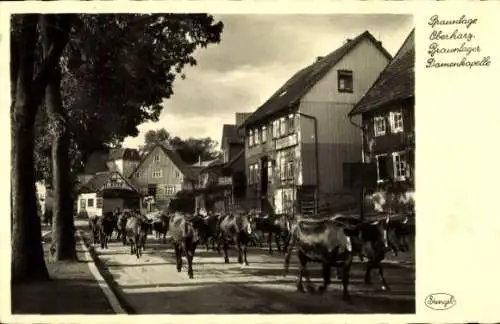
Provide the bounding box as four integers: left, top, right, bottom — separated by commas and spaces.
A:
122, 14, 414, 149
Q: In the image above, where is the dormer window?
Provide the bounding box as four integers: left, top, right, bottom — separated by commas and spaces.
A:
338, 70, 353, 93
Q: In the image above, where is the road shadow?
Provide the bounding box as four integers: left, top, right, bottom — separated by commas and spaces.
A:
114, 281, 415, 314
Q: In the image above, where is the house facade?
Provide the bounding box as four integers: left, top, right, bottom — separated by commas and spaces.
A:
76, 171, 141, 217
195, 113, 248, 214
241, 31, 392, 215
349, 29, 415, 192
128, 143, 198, 210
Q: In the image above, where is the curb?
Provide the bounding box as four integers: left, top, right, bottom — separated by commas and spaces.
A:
76, 230, 130, 314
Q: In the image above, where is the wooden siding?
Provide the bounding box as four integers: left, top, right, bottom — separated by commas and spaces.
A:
132, 146, 184, 185
362, 98, 415, 158
299, 102, 363, 193
302, 38, 391, 103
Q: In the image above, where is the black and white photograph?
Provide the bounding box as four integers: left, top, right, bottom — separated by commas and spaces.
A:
8, 11, 416, 315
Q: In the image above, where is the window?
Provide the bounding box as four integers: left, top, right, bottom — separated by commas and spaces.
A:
288, 114, 295, 134
376, 154, 389, 182
393, 152, 407, 181
286, 160, 294, 179
255, 163, 260, 184
338, 70, 353, 93
249, 130, 254, 147
87, 198, 94, 207
135, 171, 141, 178
279, 117, 287, 137
80, 199, 86, 209
279, 157, 287, 180
262, 126, 267, 143
390, 111, 404, 133
154, 154, 161, 162
96, 198, 103, 208
254, 128, 260, 145
152, 168, 162, 178
374, 116, 386, 137
267, 160, 274, 183
248, 165, 254, 184
272, 120, 279, 139
165, 185, 177, 196
223, 150, 229, 163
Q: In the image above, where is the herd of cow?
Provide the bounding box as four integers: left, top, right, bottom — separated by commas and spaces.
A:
87, 205, 414, 302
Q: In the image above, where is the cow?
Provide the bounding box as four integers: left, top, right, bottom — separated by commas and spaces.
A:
217, 211, 254, 265
190, 212, 220, 252
148, 210, 170, 244
387, 214, 414, 255
116, 210, 132, 246
125, 211, 148, 258
252, 213, 292, 255
283, 215, 355, 301
88, 215, 100, 245
168, 212, 199, 279
97, 212, 116, 250
332, 214, 392, 291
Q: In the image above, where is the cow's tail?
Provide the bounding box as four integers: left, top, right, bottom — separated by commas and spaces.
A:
283, 225, 297, 277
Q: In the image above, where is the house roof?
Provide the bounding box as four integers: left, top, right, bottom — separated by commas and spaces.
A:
83, 150, 110, 174
349, 29, 415, 116
221, 124, 244, 148
200, 158, 225, 173
223, 149, 244, 169
240, 30, 392, 128
108, 148, 141, 161
78, 171, 139, 194
129, 143, 198, 181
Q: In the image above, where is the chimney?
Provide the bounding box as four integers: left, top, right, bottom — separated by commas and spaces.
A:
315, 56, 324, 62
345, 38, 352, 44
235, 112, 251, 127
198, 155, 201, 165
376, 40, 382, 46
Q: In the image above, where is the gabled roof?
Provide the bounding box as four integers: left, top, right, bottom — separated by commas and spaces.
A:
129, 143, 198, 181
200, 158, 225, 173
349, 29, 415, 116
108, 148, 141, 161
241, 30, 392, 128
78, 171, 139, 194
221, 124, 244, 148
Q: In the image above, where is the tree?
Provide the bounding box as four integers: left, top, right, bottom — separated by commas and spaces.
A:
11, 14, 74, 283
139, 128, 221, 164
35, 14, 224, 261
140, 128, 172, 155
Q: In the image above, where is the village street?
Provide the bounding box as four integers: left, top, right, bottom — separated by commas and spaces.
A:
76, 220, 415, 314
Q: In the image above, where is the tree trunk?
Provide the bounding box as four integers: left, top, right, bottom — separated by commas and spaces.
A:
11, 14, 50, 284
46, 68, 77, 261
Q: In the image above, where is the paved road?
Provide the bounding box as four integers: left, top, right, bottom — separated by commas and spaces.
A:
79, 221, 415, 314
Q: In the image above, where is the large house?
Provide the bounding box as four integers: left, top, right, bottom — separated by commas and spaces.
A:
128, 143, 198, 210
240, 30, 392, 215
348, 29, 415, 191
195, 113, 248, 213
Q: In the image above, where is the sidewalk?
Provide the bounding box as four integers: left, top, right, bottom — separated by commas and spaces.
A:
11, 231, 116, 314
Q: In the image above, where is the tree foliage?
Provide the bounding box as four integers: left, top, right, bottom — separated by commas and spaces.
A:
34, 14, 224, 181
140, 128, 221, 164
